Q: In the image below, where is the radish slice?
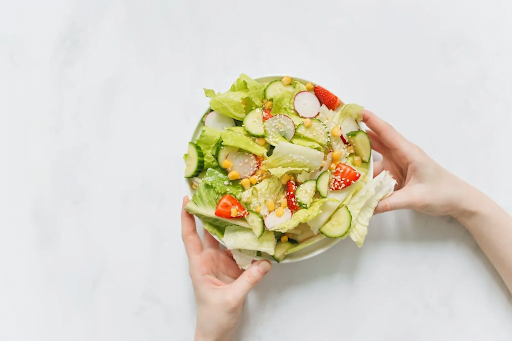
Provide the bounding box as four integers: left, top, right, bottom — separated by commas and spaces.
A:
264, 115, 296, 146
204, 111, 236, 130
264, 208, 293, 230
294, 91, 321, 118
340, 117, 359, 140
227, 152, 259, 178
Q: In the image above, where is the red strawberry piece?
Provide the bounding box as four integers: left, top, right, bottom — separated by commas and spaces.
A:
314, 85, 343, 111
286, 180, 300, 211
215, 194, 249, 218
330, 163, 361, 191
262, 109, 273, 121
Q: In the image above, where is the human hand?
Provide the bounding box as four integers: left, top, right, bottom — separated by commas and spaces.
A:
181, 197, 272, 341
363, 110, 473, 218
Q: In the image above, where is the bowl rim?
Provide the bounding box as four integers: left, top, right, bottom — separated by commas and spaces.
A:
186, 74, 373, 263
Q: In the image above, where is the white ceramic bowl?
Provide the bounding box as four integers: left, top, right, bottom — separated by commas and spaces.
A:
187, 75, 373, 263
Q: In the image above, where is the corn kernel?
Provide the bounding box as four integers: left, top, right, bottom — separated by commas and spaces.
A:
228, 170, 240, 180
281, 174, 291, 184
222, 159, 233, 169
230, 207, 238, 217
306, 82, 314, 91
275, 207, 284, 217
303, 118, 312, 128
347, 145, 355, 154
241, 178, 251, 190
280, 198, 288, 208
281, 76, 292, 86
329, 162, 337, 171
255, 137, 266, 146
241, 98, 247, 106
264, 101, 273, 110
266, 199, 275, 212
249, 176, 257, 185
332, 150, 342, 162
281, 235, 289, 243
286, 233, 294, 238
354, 155, 362, 167
255, 205, 262, 213
191, 183, 198, 189
331, 127, 342, 137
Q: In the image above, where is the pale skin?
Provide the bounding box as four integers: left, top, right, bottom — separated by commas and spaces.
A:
182, 110, 512, 340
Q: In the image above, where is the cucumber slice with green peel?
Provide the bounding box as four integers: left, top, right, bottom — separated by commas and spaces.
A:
216, 145, 239, 166
320, 206, 352, 238
295, 180, 317, 209
264, 80, 294, 99
273, 240, 298, 262
246, 211, 265, 238
316, 171, 331, 198
346, 131, 371, 163
243, 109, 266, 137
184, 142, 204, 178
264, 115, 295, 146
286, 234, 326, 255
296, 119, 329, 146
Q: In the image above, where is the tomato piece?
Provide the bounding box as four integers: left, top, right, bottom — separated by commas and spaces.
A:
262, 109, 273, 121
215, 194, 248, 218
330, 163, 361, 191
286, 180, 300, 211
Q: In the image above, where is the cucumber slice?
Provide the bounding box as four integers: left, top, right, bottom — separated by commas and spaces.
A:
296, 119, 329, 146
264, 115, 295, 146
184, 142, 204, 178
346, 131, 371, 163
320, 206, 352, 238
316, 171, 331, 198
286, 234, 326, 255
295, 180, 317, 209
246, 211, 265, 238
216, 145, 239, 166
264, 80, 294, 99
273, 240, 298, 263
243, 109, 266, 137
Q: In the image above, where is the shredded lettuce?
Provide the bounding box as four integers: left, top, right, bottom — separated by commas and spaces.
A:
264, 142, 324, 172
196, 126, 222, 169
202, 168, 244, 199
223, 226, 276, 255
221, 130, 267, 156
271, 199, 328, 232
241, 176, 284, 216
348, 171, 396, 247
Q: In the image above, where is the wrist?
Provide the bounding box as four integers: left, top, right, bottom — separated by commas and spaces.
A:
450, 182, 484, 224
195, 329, 231, 341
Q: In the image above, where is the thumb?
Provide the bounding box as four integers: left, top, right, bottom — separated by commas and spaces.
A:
231, 260, 271, 299
374, 189, 412, 214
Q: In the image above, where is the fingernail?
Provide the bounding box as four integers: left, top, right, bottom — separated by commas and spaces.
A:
257, 260, 271, 273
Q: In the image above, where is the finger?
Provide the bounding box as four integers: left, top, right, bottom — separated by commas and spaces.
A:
362, 109, 407, 150
374, 189, 412, 214
181, 196, 203, 259
231, 260, 272, 299
372, 161, 384, 178
202, 229, 220, 249
224, 249, 233, 257
366, 129, 388, 154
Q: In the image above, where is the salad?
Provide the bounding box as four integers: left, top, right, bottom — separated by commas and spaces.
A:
184, 74, 396, 268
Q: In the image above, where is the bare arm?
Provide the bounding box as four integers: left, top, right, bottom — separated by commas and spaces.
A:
364, 109, 512, 292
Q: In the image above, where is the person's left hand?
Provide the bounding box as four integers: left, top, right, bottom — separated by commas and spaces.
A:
182, 197, 272, 341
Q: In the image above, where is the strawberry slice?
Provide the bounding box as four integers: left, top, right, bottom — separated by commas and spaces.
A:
286, 180, 300, 211
330, 163, 361, 191
314, 86, 343, 111
262, 109, 273, 121
215, 194, 248, 218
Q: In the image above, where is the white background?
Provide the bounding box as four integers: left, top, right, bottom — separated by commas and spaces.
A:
1, 1, 512, 340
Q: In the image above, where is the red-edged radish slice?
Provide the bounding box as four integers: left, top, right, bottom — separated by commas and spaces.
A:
204, 111, 236, 130
340, 117, 359, 140
294, 91, 321, 118
264, 208, 293, 230
264, 115, 295, 145
226, 151, 259, 178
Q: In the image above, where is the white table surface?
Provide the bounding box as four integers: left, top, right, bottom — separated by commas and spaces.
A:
1, 1, 512, 340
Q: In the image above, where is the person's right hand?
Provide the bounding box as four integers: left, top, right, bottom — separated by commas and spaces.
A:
363, 109, 472, 218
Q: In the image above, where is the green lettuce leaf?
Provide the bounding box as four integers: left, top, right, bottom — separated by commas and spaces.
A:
231, 249, 258, 269
196, 126, 222, 169
264, 142, 324, 171
269, 81, 307, 125
209, 91, 248, 120
223, 226, 277, 255
185, 201, 250, 229
331, 103, 364, 128
221, 130, 267, 156
267, 167, 308, 178
202, 168, 244, 199
348, 171, 396, 247
307, 199, 342, 234
204, 88, 217, 98
192, 182, 219, 209
241, 176, 284, 216
290, 136, 324, 151
203, 222, 225, 239
237, 74, 266, 106
272, 199, 328, 232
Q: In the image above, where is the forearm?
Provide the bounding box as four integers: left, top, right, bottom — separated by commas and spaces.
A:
454, 186, 512, 293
